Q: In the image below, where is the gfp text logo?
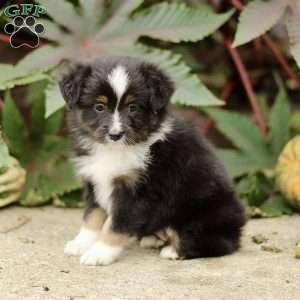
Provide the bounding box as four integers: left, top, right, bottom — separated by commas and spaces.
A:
3, 4, 46, 48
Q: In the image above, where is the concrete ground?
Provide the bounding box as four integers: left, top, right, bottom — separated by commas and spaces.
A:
0, 207, 299, 300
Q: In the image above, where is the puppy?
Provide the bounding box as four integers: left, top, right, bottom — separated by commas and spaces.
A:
59, 56, 246, 266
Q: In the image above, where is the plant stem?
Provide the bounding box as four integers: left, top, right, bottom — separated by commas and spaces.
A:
202, 80, 237, 135
262, 35, 300, 90
254, 38, 263, 67
225, 38, 267, 135
229, 0, 300, 90
230, 0, 244, 10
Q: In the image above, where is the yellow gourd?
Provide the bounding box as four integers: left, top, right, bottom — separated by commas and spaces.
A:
296, 243, 300, 259
0, 158, 26, 208
276, 135, 300, 210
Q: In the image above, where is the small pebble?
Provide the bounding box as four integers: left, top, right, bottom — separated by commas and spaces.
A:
252, 234, 268, 244
261, 245, 282, 253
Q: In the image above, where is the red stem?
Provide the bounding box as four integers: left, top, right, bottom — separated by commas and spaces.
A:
230, 0, 244, 10
202, 79, 237, 135
229, 0, 300, 90
254, 38, 263, 68
262, 35, 300, 90
225, 38, 267, 135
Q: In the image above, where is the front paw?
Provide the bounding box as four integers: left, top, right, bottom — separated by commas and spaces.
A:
64, 239, 93, 256
80, 241, 123, 266
160, 245, 179, 260
64, 227, 98, 256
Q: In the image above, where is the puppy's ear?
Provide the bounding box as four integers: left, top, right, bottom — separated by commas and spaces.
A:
59, 64, 91, 109
141, 63, 175, 112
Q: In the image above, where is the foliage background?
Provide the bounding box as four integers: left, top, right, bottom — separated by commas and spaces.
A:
0, 0, 300, 217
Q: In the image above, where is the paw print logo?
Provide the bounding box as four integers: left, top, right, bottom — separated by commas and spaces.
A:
4, 16, 45, 48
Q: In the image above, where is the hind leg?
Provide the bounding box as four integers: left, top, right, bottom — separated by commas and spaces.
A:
159, 228, 181, 260
160, 226, 240, 260
140, 230, 168, 249
140, 235, 166, 249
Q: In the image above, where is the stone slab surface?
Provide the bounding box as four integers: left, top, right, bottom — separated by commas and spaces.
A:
0, 207, 299, 300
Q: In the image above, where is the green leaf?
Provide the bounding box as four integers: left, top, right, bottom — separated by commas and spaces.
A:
38, 0, 82, 34
20, 136, 80, 206
38, 160, 81, 201
79, 0, 105, 34
40, 19, 66, 42
260, 195, 294, 217
0, 64, 18, 84
29, 81, 51, 139
206, 108, 270, 160
257, 94, 269, 123
2, 91, 28, 156
26, 80, 48, 105
0, 64, 49, 90
236, 173, 273, 207
233, 0, 287, 47
99, 3, 234, 43
98, 0, 143, 38
53, 189, 84, 208
45, 109, 64, 135
269, 89, 291, 157
286, 4, 300, 69
217, 149, 272, 177
0, 72, 49, 90
290, 112, 300, 133
45, 82, 65, 118
16, 45, 68, 74
0, 132, 14, 170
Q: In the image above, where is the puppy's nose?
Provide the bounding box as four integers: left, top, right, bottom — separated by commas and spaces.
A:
109, 132, 124, 141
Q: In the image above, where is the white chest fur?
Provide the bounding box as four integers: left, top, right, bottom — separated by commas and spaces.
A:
74, 143, 149, 213
73, 118, 173, 214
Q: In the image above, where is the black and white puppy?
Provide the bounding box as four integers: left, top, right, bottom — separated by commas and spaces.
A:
59, 56, 246, 266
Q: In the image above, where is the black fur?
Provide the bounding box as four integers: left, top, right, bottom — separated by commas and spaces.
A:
111, 119, 246, 258
60, 56, 246, 259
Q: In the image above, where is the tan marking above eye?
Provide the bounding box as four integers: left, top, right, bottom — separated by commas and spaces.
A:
96, 95, 108, 104
125, 95, 135, 105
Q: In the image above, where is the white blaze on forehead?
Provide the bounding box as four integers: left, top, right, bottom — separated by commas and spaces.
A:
107, 65, 129, 135
107, 65, 129, 101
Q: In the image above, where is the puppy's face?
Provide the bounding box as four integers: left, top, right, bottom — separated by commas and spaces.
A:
59, 58, 174, 145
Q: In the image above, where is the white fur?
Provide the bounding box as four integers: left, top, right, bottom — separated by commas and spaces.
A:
160, 245, 179, 260
73, 118, 174, 214
110, 111, 122, 135
107, 65, 129, 136
107, 65, 129, 100
64, 227, 99, 256
80, 240, 123, 266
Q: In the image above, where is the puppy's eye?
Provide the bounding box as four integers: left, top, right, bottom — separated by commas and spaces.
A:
128, 104, 137, 113
94, 103, 105, 113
